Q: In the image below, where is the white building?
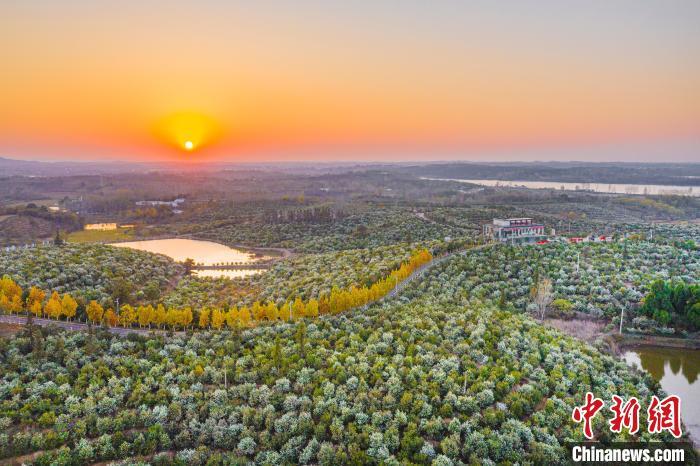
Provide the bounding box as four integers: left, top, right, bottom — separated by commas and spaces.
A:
135, 198, 185, 207
483, 218, 547, 244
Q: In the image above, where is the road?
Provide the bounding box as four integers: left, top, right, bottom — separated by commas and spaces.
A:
384, 244, 488, 300
0, 314, 162, 336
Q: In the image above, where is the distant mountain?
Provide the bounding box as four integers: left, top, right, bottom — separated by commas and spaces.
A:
0, 156, 152, 177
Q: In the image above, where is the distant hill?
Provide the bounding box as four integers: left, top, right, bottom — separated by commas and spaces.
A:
398, 162, 700, 186
0, 156, 149, 177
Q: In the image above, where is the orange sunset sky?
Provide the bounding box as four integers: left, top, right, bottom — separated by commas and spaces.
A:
1, 1, 699, 162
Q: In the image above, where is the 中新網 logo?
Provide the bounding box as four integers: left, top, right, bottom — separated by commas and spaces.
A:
572, 392, 682, 439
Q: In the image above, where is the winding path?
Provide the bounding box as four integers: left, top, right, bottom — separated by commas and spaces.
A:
0, 314, 159, 336
384, 243, 489, 300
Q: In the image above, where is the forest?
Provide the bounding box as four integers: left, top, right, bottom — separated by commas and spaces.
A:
0, 165, 698, 465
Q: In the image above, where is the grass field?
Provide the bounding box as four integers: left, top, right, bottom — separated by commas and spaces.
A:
66, 227, 134, 243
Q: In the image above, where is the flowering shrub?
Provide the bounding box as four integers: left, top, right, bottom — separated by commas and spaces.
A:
196, 207, 468, 253
163, 243, 428, 309
406, 239, 698, 322
0, 295, 680, 464
0, 244, 180, 305
0, 249, 433, 331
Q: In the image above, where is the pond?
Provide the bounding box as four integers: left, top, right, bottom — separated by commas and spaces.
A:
623, 347, 700, 442
424, 178, 700, 197
109, 238, 269, 279
192, 269, 263, 279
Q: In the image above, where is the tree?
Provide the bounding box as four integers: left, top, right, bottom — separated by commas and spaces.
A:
532, 277, 553, 321
211, 308, 225, 330
61, 293, 78, 321
551, 298, 573, 316
27, 286, 46, 314
306, 299, 319, 318
199, 308, 211, 329
498, 290, 507, 309
272, 336, 283, 374
137, 305, 153, 328
29, 300, 43, 318
104, 308, 118, 327
0, 276, 23, 314
53, 229, 64, 246
319, 295, 330, 315
239, 306, 251, 326
226, 307, 239, 329
45, 291, 62, 319
251, 301, 264, 321
166, 307, 179, 330
264, 302, 279, 321
641, 280, 700, 330
183, 258, 195, 275
688, 303, 700, 330
119, 304, 136, 327
181, 307, 193, 329
155, 304, 167, 328
110, 277, 133, 305
292, 297, 306, 320
86, 300, 104, 324
296, 321, 307, 358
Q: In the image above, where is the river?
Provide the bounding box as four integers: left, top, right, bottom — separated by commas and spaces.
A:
424, 178, 700, 197
623, 347, 700, 442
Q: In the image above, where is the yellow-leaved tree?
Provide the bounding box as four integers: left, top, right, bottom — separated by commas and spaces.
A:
86, 300, 104, 324
119, 304, 136, 328
239, 306, 251, 326
211, 308, 225, 330
199, 308, 211, 329
0, 276, 23, 314
292, 296, 306, 320
166, 307, 179, 330
226, 307, 239, 329
181, 307, 193, 329
264, 302, 279, 321
155, 304, 167, 328
306, 298, 319, 318
45, 291, 62, 320
251, 301, 264, 321
61, 293, 78, 321
138, 304, 154, 328
104, 308, 118, 327
27, 286, 46, 317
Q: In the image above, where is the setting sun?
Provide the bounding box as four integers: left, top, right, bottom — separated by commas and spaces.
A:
153, 111, 221, 155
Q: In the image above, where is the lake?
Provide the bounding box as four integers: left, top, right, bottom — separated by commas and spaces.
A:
110, 238, 269, 279
425, 178, 700, 197
192, 269, 263, 279
623, 347, 700, 442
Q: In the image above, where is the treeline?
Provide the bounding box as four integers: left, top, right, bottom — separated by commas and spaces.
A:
640, 280, 700, 330
0, 249, 432, 331
0, 203, 83, 231
264, 206, 347, 224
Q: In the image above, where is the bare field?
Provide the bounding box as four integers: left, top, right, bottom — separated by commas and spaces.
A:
545, 317, 606, 342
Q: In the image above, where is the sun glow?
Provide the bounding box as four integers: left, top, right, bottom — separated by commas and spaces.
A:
154, 112, 221, 154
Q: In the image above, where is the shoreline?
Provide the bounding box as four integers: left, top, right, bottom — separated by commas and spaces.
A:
612, 333, 700, 354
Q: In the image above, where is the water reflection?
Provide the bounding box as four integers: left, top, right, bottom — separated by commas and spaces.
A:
110, 238, 269, 266
624, 347, 700, 442
424, 178, 700, 197
193, 269, 263, 279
